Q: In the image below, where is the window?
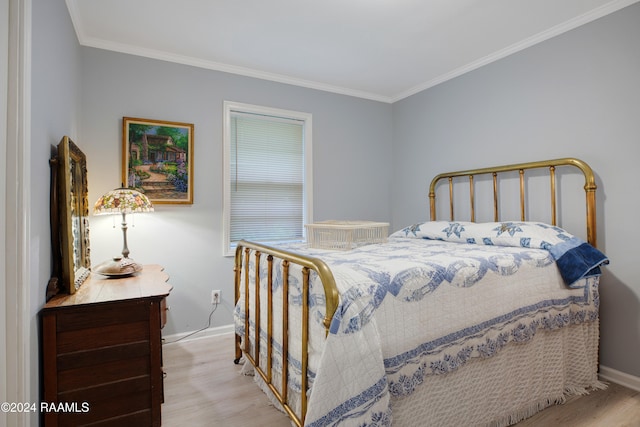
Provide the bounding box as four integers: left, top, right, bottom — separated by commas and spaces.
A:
223, 101, 313, 256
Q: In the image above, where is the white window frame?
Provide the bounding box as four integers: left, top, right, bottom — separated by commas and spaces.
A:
223, 101, 313, 256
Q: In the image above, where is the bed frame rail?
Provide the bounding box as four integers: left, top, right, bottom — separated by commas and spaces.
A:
428, 157, 597, 246
233, 240, 339, 427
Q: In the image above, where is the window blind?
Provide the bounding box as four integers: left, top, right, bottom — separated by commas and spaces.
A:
229, 111, 305, 243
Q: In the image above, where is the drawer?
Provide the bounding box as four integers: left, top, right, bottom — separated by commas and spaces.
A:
57, 355, 150, 392
57, 381, 152, 426
57, 341, 150, 371
57, 321, 150, 353
56, 300, 149, 332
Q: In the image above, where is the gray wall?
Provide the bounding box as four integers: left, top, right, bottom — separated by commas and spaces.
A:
392, 3, 640, 377
79, 48, 393, 337
31, 0, 82, 416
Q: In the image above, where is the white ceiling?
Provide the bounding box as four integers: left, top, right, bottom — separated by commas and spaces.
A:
66, 0, 638, 103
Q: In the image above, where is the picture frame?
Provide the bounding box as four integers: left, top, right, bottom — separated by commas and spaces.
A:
122, 117, 194, 204
52, 136, 91, 295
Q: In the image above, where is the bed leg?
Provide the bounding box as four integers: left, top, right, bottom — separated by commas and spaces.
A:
234, 333, 242, 364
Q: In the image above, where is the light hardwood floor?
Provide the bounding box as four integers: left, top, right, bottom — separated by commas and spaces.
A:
162, 333, 640, 427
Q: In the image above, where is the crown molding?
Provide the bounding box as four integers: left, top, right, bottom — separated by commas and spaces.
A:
67, 0, 639, 104
391, 0, 640, 102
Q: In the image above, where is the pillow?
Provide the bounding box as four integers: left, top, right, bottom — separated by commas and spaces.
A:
391, 221, 609, 287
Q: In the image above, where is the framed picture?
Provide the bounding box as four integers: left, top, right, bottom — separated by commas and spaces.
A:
51, 136, 91, 295
122, 117, 194, 204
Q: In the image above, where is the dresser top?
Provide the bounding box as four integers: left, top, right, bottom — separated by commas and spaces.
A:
44, 264, 172, 309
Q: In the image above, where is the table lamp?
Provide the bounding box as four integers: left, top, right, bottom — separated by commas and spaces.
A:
93, 187, 154, 276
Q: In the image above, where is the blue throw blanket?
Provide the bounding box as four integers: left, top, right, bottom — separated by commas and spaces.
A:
391, 221, 609, 287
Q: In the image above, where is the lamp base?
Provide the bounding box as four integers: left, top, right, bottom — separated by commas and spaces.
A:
93, 256, 143, 277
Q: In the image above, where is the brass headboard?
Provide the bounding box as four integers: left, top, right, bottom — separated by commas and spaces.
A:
428, 158, 597, 247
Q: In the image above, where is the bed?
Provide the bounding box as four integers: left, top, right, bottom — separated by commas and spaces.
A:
233, 158, 608, 427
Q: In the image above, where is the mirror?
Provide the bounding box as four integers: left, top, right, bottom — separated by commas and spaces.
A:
50, 136, 91, 295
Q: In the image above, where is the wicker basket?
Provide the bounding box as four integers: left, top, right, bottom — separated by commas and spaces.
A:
305, 220, 389, 250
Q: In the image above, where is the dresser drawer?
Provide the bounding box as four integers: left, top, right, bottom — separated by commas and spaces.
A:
55, 299, 149, 331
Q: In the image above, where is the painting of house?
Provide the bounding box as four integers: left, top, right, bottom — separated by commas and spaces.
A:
124, 119, 193, 204
132, 134, 186, 164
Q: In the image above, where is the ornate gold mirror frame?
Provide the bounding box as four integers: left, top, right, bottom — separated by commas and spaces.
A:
49, 136, 91, 297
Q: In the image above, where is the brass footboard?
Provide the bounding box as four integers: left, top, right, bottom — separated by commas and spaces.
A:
233, 240, 339, 427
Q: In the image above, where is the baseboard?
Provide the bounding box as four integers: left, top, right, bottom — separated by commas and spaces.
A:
163, 324, 235, 345
599, 365, 640, 392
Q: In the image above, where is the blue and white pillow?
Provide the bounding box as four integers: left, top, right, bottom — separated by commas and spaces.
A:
391, 221, 609, 287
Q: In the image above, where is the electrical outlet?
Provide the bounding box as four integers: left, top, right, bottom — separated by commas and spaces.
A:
211, 290, 221, 305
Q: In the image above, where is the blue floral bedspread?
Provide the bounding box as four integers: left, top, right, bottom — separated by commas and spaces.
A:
234, 222, 608, 427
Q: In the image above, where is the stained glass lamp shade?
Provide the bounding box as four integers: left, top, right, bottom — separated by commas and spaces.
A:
93, 188, 154, 276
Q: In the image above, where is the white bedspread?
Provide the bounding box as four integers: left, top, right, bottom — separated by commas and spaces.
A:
235, 235, 602, 426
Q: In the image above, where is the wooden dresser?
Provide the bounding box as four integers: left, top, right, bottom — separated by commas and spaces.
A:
40, 265, 172, 427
